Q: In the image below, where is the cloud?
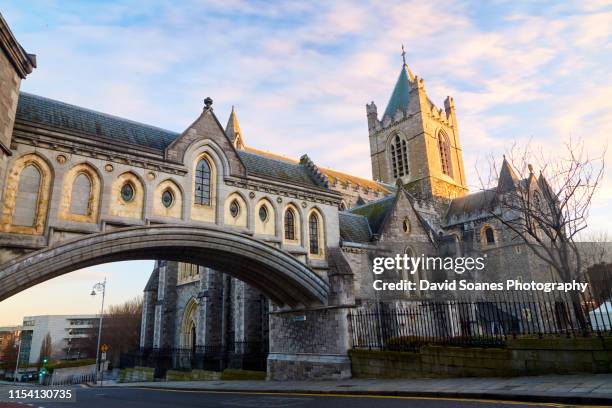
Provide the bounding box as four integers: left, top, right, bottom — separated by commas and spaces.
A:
1, 0, 610, 233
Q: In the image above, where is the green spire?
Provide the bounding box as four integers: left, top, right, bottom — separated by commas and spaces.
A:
383, 64, 414, 119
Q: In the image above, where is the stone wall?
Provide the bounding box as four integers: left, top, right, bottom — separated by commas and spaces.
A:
0, 48, 20, 156
267, 306, 352, 380
166, 369, 221, 381
118, 366, 155, 383
350, 337, 612, 378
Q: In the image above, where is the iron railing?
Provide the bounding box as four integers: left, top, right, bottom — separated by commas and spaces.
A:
349, 289, 612, 351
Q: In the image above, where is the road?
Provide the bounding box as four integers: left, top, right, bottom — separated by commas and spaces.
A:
0, 385, 591, 408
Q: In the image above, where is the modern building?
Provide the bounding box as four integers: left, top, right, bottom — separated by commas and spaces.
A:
19, 315, 97, 364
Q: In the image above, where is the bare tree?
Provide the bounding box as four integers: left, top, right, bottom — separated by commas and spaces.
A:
2, 336, 18, 373
95, 296, 143, 366
479, 138, 606, 330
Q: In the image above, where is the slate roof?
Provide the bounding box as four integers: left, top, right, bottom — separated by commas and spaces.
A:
446, 189, 497, 222
383, 65, 413, 119
349, 195, 395, 235
243, 146, 390, 194
236, 150, 320, 187
16, 92, 180, 150
339, 212, 372, 243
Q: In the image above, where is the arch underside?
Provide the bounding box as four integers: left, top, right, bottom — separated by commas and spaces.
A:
0, 225, 329, 308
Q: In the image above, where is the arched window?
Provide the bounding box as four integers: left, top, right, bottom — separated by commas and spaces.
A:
195, 159, 211, 205
390, 135, 408, 178
483, 226, 495, 244
178, 263, 199, 283
13, 164, 41, 227
70, 173, 92, 216
533, 191, 542, 210
259, 204, 269, 222
1, 154, 52, 235
309, 213, 320, 255
438, 130, 453, 177
229, 199, 240, 218
284, 208, 296, 241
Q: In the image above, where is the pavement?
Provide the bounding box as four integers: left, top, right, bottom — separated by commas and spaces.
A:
0, 385, 578, 408
111, 374, 612, 406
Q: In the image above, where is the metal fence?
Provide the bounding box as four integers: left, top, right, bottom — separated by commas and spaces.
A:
120, 341, 268, 378
349, 289, 612, 351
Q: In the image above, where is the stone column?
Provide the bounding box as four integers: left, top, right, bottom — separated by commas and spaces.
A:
267, 248, 355, 380
201, 269, 223, 347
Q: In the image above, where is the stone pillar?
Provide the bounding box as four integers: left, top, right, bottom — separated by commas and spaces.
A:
267, 248, 355, 380
140, 263, 159, 349
201, 268, 223, 347
152, 261, 178, 349
0, 15, 35, 161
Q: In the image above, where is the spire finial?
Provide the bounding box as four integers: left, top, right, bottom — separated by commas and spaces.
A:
401, 44, 407, 65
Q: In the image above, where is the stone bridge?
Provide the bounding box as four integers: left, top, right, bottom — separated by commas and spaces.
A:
0, 16, 357, 380
0, 224, 330, 307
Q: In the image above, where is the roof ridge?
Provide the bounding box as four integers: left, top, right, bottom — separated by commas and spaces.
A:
242, 146, 299, 163
238, 149, 301, 166
349, 194, 394, 211
339, 211, 367, 218
19, 92, 180, 136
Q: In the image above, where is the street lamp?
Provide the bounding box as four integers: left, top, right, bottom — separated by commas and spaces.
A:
91, 278, 106, 386
13, 329, 21, 384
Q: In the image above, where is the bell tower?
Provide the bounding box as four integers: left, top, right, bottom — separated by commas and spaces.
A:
367, 48, 467, 201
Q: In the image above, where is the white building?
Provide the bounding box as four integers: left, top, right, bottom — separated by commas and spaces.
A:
20, 315, 97, 364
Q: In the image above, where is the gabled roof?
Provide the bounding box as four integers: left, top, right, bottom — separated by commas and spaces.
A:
16, 92, 179, 150
349, 195, 395, 235
339, 212, 372, 243
497, 157, 519, 193
236, 150, 320, 187
383, 64, 414, 119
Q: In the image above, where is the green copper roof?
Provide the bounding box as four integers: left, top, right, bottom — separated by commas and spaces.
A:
383, 65, 412, 119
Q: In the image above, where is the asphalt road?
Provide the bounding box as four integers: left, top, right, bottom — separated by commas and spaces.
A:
0, 386, 588, 408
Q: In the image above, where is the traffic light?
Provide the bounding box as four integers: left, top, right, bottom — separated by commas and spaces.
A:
42, 357, 48, 365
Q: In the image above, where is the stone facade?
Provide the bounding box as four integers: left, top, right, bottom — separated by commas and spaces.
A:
0, 14, 35, 159
0, 14, 569, 380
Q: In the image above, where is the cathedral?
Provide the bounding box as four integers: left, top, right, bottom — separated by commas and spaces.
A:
139, 57, 551, 365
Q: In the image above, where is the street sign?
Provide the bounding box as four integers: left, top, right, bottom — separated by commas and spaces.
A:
293, 315, 306, 322
100, 344, 109, 352
101, 352, 107, 361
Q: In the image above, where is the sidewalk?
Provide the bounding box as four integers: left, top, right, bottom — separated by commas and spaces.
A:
113, 374, 612, 405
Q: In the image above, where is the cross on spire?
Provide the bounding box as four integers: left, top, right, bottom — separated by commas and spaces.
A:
401, 44, 406, 65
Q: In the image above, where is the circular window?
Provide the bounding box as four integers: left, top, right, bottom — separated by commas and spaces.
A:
259, 205, 268, 222
402, 217, 411, 234
229, 200, 240, 218
120, 182, 135, 202
162, 190, 174, 208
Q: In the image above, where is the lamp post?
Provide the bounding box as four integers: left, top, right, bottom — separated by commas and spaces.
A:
91, 278, 106, 386
13, 329, 22, 384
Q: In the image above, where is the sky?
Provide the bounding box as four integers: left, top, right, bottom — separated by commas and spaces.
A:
0, 0, 611, 325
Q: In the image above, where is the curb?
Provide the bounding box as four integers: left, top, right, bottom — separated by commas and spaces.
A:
117, 385, 612, 406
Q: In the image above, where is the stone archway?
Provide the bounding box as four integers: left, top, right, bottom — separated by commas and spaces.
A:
0, 224, 329, 308
180, 298, 198, 350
